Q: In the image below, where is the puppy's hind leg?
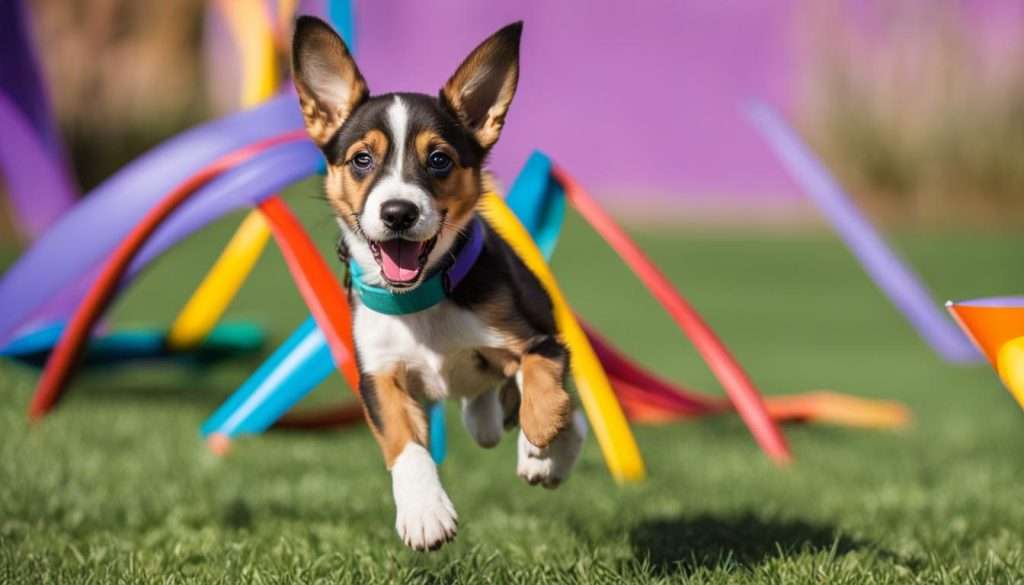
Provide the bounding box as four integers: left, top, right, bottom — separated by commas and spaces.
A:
517, 409, 588, 489
362, 368, 457, 551
461, 388, 504, 448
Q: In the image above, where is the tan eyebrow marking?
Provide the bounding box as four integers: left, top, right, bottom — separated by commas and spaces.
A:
345, 128, 389, 162
414, 130, 458, 165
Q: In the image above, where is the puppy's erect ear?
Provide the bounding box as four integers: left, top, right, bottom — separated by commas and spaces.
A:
441, 22, 522, 150
292, 16, 368, 147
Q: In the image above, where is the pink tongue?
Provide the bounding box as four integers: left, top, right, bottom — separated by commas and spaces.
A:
378, 239, 424, 282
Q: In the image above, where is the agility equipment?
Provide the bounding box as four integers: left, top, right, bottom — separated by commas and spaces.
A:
747, 102, 979, 364
552, 166, 789, 462
27, 132, 308, 417
0, 96, 303, 351
948, 298, 1024, 408
1, 321, 261, 369
200, 150, 908, 476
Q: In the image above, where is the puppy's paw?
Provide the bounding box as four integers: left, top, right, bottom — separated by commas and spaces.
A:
461, 390, 503, 448
392, 444, 458, 551
516, 410, 587, 489
395, 487, 458, 551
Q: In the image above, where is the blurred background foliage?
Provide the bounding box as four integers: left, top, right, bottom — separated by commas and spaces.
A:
29, 0, 209, 190
798, 0, 1024, 224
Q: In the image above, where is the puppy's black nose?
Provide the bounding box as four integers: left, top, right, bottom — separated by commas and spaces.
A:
380, 199, 420, 231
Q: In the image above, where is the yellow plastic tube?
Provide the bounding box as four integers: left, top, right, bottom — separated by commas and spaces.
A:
998, 337, 1024, 409
218, 0, 279, 109
478, 193, 646, 483
166, 211, 272, 348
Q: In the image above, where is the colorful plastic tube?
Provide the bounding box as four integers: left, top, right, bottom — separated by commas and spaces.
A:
216, 0, 279, 108
552, 164, 791, 464
167, 212, 272, 348
746, 101, 979, 364
258, 196, 359, 386
0, 95, 304, 347
2, 322, 263, 369
27, 132, 307, 418
202, 316, 333, 440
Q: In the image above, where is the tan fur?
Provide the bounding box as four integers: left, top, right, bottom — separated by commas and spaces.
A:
414, 130, 482, 226
364, 365, 429, 468
325, 129, 389, 226
442, 36, 519, 149
293, 24, 368, 146
518, 353, 572, 448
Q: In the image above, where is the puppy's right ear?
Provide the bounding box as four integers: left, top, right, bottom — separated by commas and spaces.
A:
292, 16, 368, 147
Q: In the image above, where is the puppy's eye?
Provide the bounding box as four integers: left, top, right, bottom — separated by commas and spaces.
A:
426, 151, 454, 177
350, 152, 374, 172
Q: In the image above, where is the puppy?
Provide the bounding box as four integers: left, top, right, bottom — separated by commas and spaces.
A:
291, 16, 586, 551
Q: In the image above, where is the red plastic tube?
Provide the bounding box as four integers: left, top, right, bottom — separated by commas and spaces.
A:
258, 196, 360, 390
583, 322, 725, 416
553, 166, 792, 464
28, 131, 308, 419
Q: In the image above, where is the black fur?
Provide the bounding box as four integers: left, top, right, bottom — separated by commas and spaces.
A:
359, 372, 384, 433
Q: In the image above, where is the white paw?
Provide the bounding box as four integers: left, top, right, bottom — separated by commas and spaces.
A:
392, 444, 458, 551
516, 410, 587, 489
462, 389, 504, 448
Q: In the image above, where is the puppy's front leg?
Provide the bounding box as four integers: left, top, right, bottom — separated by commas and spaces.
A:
361, 368, 457, 551
515, 336, 585, 488
517, 336, 572, 448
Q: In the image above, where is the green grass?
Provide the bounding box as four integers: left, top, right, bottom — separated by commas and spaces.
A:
2, 186, 1023, 583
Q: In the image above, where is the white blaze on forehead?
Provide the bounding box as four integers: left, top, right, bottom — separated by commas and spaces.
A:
386, 95, 409, 177
356, 94, 440, 245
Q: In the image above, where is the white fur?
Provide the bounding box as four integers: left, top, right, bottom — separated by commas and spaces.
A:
353, 300, 504, 401
358, 96, 440, 244
461, 388, 504, 448
391, 443, 457, 550
386, 95, 409, 175
517, 409, 588, 489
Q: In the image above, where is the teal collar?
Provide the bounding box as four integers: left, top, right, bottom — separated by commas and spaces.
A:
348, 219, 485, 315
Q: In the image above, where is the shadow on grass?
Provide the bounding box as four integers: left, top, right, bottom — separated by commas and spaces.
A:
630, 513, 869, 576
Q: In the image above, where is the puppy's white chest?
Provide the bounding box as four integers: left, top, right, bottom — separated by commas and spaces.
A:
353, 301, 503, 399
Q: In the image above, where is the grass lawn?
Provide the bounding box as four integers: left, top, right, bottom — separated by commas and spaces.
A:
1, 185, 1023, 583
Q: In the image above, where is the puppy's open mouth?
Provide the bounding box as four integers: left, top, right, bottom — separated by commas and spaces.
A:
369, 236, 439, 287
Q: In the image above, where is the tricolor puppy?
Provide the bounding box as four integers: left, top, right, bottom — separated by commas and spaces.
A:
291, 17, 586, 551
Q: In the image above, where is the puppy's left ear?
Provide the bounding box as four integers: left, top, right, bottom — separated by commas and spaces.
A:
441, 22, 522, 150
292, 16, 369, 147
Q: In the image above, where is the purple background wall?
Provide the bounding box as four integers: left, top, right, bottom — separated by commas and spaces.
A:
353, 0, 802, 202
349, 0, 1023, 205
